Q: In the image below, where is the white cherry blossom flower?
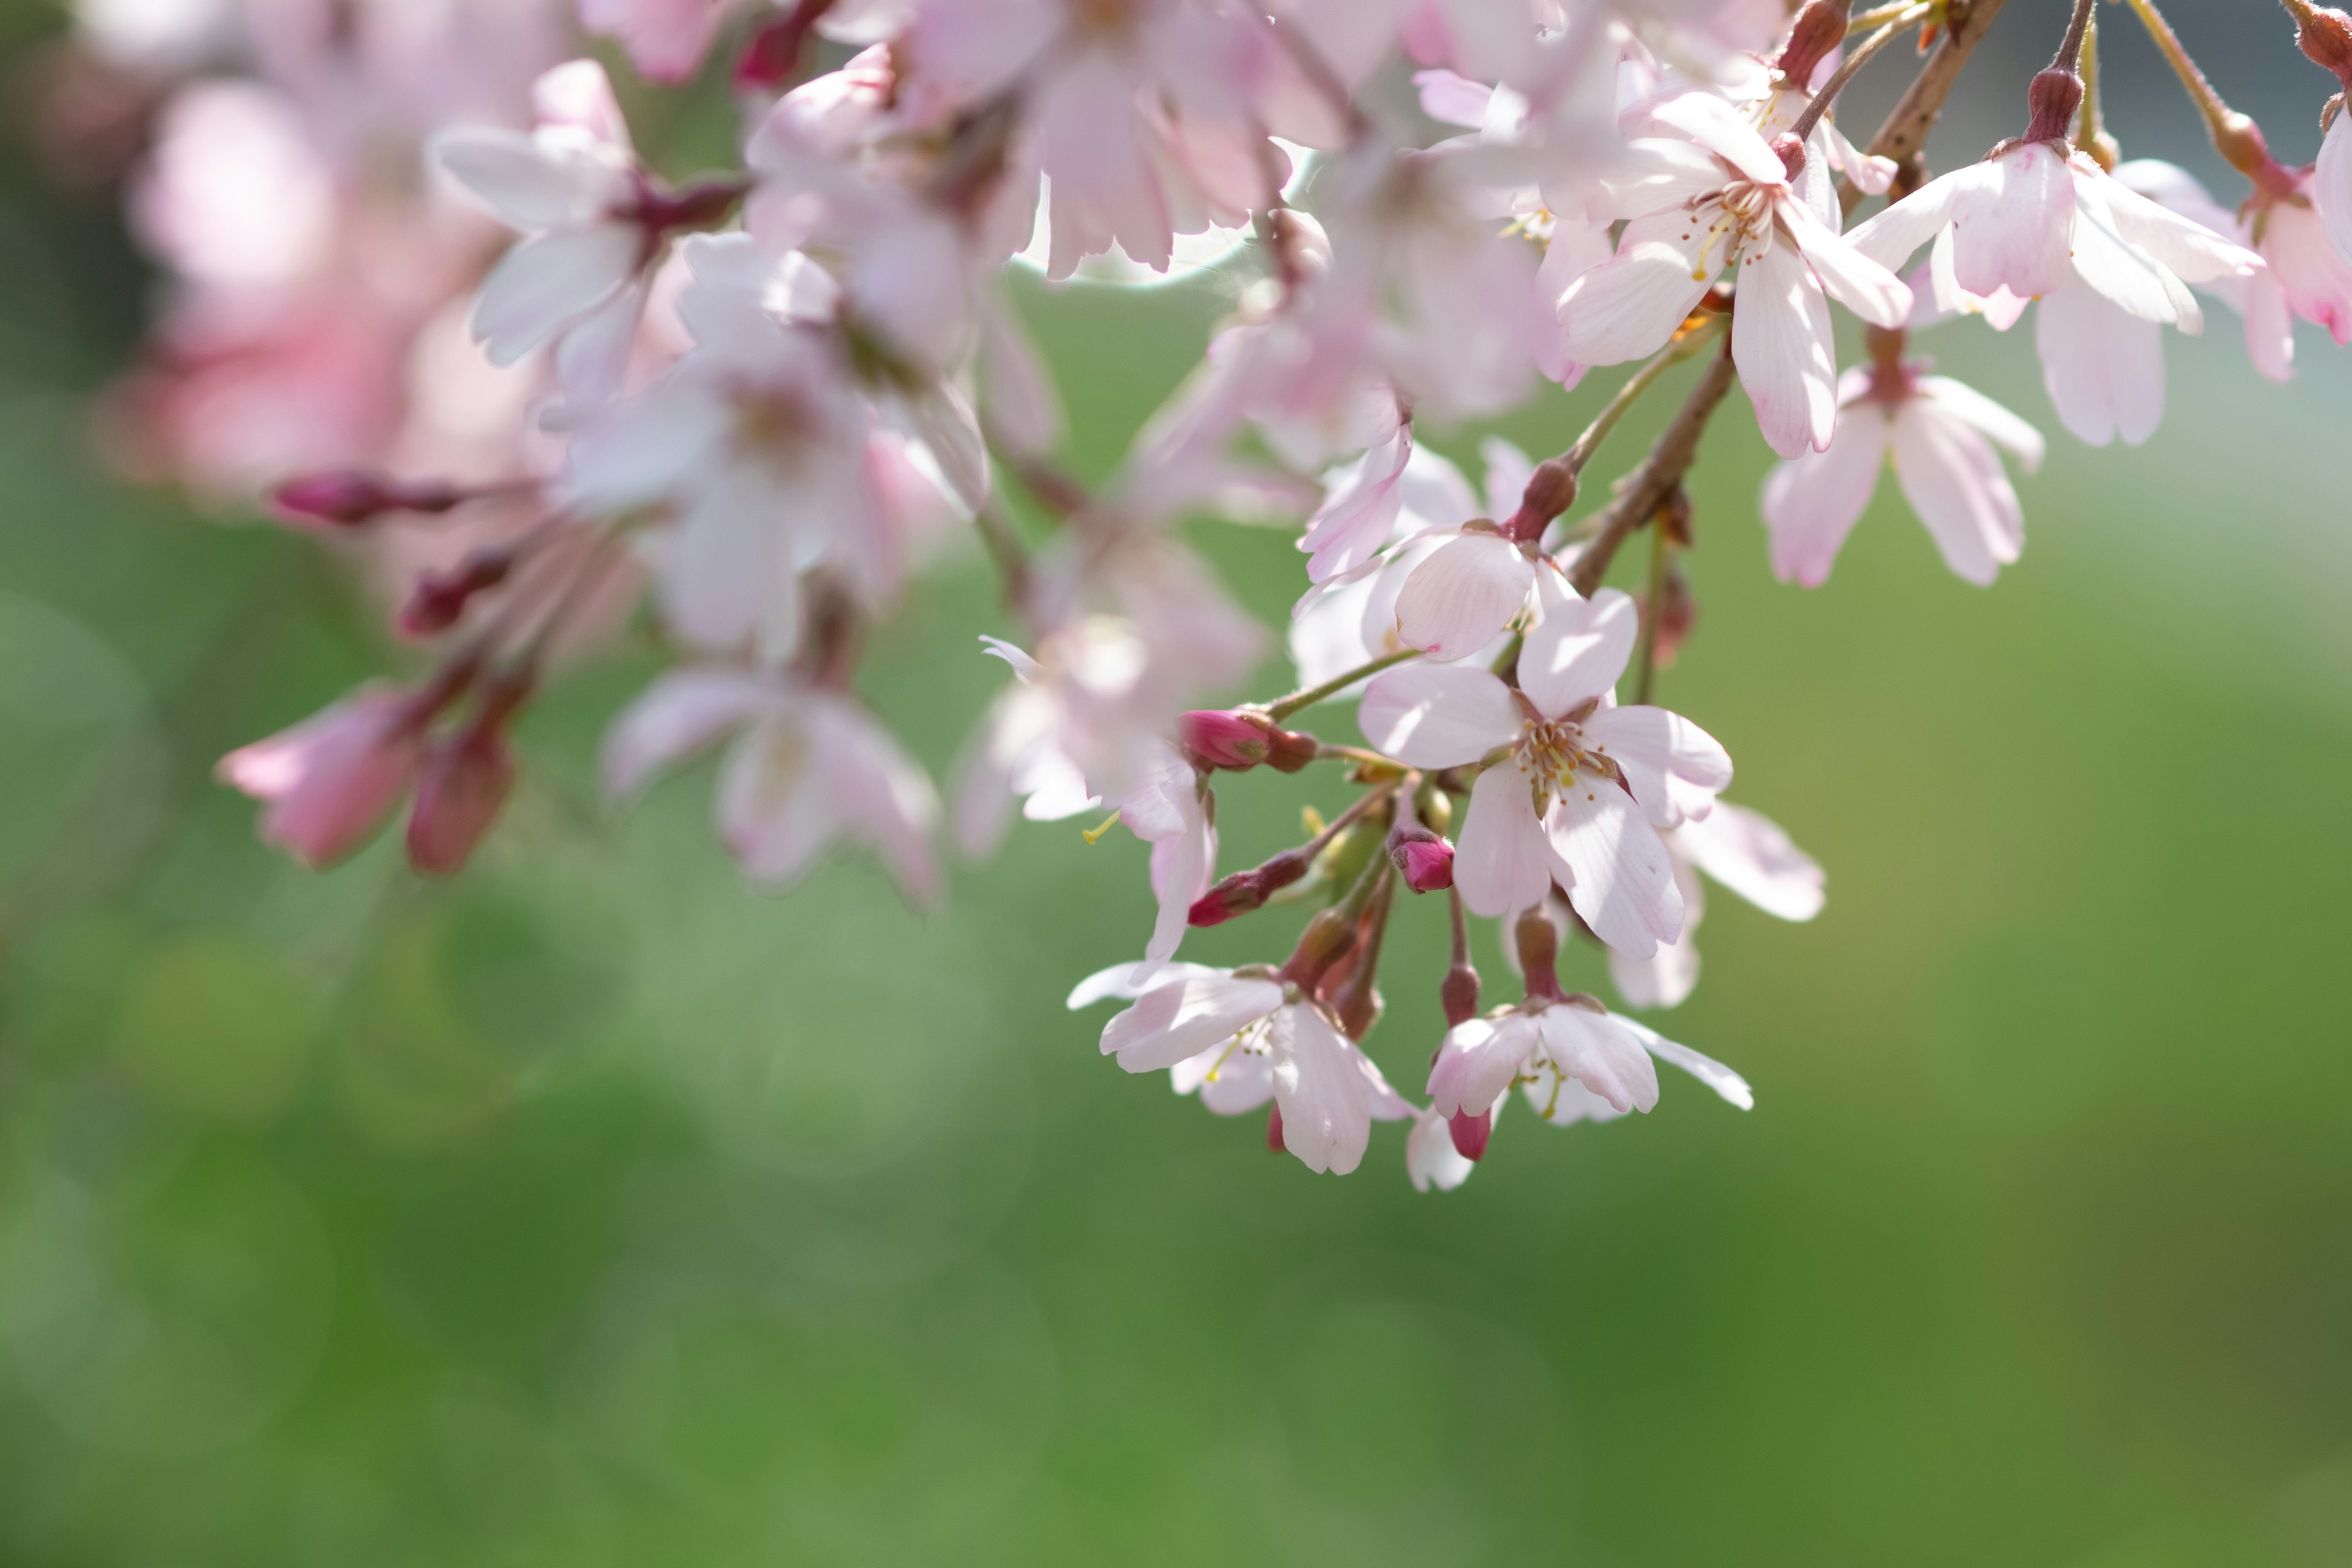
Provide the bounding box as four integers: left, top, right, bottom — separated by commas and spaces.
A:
1428, 995, 1752, 1121
1561, 90, 1912, 456
601, 663, 941, 906
1358, 583, 1732, 954
1608, 799, 1824, 1009
1761, 345, 2045, 588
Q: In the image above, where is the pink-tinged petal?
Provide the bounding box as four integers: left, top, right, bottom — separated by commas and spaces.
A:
717, 707, 837, 888
2091, 160, 2263, 285
431, 129, 616, 230
1271, 1003, 1373, 1175
472, 225, 639, 366
1647, 89, 1785, 185
1478, 436, 1536, 522
1732, 240, 1838, 458
217, 688, 422, 867
1518, 584, 1637, 719
2035, 276, 2165, 447
1428, 1014, 1539, 1118
818, 698, 943, 909
1677, 801, 1823, 921
1545, 780, 1684, 957
659, 470, 801, 654
1824, 120, 1895, 196
2111, 158, 2237, 236
2068, 181, 2199, 326
1406, 1111, 1477, 1192
1394, 533, 1534, 660
553, 280, 646, 410
1602, 135, 1740, 217
1777, 198, 1911, 327
1921, 226, 2032, 330
1609, 932, 1700, 1010
1845, 161, 1999, 273
1951, 143, 2075, 300
1558, 210, 1714, 367
2320, 116, 2352, 268
1580, 703, 1733, 829
1539, 1008, 1659, 1114
1615, 1015, 1753, 1109
1100, 973, 1284, 1073
1038, 56, 1174, 277
600, 666, 769, 801
577, 0, 729, 85
1913, 376, 2043, 470
1188, 1045, 1276, 1115
979, 298, 1064, 454
1889, 404, 2021, 586
1412, 67, 1493, 127
1142, 805, 1216, 965
2262, 202, 2352, 345
1760, 404, 1888, 586
1066, 960, 1226, 1009
533, 59, 632, 152
1358, 662, 1521, 768
1454, 762, 1553, 918
1300, 426, 1412, 584
2242, 275, 2296, 383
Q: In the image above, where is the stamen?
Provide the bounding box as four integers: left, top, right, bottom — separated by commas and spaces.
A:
1081, 810, 1122, 845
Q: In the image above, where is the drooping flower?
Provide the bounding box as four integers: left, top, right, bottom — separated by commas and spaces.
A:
1760, 330, 2045, 587
1608, 800, 1825, 1009
1357, 582, 1732, 955
217, 684, 431, 867
1559, 91, 1912, 457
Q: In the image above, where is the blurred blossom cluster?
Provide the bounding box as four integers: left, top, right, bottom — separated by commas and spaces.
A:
55, 0, 2352, 1186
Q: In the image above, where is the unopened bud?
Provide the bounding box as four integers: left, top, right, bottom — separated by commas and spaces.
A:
1440, 960, 1481, 1027
1189, 850, 1311, 926
270, 469, 461, 530
1775, 1, 1847, 89
405, 675, 530, 876
1266, 1102, 1287, 1154
1647, 561, 1697, 669
1386, 824, 1455, 892
1507, 459, 1578, 541
1448, 1109, 1493, 1162
1180, 709, 1275, 769
2024, 68, 2085, 144
1771, 132, 1806, 180
2290, 2, 2352, 86
397, 551, 514, 641
1281, 904, 1359, 990
733, 0, 829, 91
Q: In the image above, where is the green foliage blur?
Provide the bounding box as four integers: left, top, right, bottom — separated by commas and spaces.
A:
1, 4, 2348, 1564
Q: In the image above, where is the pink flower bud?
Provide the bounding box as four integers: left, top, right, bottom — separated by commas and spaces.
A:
2290, 2, 2352, 88
270, 469, 461, 530
2023, 68, 2085, 145
396, 551, 514, 641
1265, 1102, 1286, 1154
1188, 850, 1310, 926
1387, 826, 1454, 893
1774, 1, 1847, 89
1506, 459, 1577, 541
1180, 709, 1274, 769
1448, 1109, 1492, 1163
406, 725, 516, 876
216, 687, 430, 867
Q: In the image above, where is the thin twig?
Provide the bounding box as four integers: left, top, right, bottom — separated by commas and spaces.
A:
1837, 0, 2016, 217
1262, 648, 1417, 721
1559, 314, 1725, 477
1565, 347, 1739, 598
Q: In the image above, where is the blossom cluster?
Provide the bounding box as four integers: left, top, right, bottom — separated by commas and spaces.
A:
62, 0, 2352, 1185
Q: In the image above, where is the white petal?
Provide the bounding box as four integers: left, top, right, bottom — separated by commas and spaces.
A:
600, 667, 768, 801
1732, 240, 1838, 458
1580, 703, 1733, 829
1518, 584, 1637, 719
1890, 404, 2024, 585
1455, 762, 1554, 919
1760, 404, 1890, 586
1616, 1016, 1754, 1109
1558, 209, 1714, 367
1067, 960, 1227, 1009
1406, 1112, 1477, 1193
2320, 117, 2352, 270
472, 225, 638, 365
1845, 161, 1997, 274
1913, 376, 2043, 470
1271, 1005, 1373, 1175
431, 129, 616, 230
1678, 802, 1823, 921
1609, 924, 1700, 1009
1778, 199, 1911, 328
1394, 533, 1535, 661
1602, 135, 1740, 216
1357, 662, 1522, 769
1952, 143, 2075, 300
1546, 780, 1684, 957
1647, 90, 1785, 185
1099, 974, 1283, 1074
718, 707, 836, 888
2068, 179, 2197, 325
2094, 162, 2263, 285
1539, 1008, 1659, 1115
1427, 1015, 1537, 1118
2034, 276, 2165, 447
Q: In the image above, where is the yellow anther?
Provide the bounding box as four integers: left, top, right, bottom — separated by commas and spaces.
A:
1081, 810, 1123, 845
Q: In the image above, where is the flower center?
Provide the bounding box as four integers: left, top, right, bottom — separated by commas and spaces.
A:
1515, 715, 1618, 814
1684, 178, 1781, 279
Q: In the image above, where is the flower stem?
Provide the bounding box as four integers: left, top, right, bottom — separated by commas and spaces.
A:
1262, 648, 1417, 720
1560, 314, 1725, 477
2051, 0, 2097, 75
1632, 516, 1672, 707
1787, 4, 1931, 145
1314, 742, 1407, 774
1566, 345, 1738, 599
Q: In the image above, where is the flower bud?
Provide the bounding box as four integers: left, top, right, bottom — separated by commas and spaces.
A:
270, 469, 461, 530
1515, 904, 1564, 1001
2289, 2, 2352, 87
1189, 850, 1310, 926
2024, 68, 2085, 144
1774, 1, 1847, 89
1265, 1102, 1287, 1154
733, 0, 829, 91
1441, 959, 1481, 1027
405, 674, 530, 876
1507, 459, 1577, 541
1448, 1108, 1493, 1162
1386, 823, 1455, 892
1180, 709, 1304, 771
397, 551, 514, 641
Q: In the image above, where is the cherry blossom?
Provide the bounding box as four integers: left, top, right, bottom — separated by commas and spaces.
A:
1761, 334, 2045, 587
1608, 800, 1825, 1010
1358, 583, 1732, 954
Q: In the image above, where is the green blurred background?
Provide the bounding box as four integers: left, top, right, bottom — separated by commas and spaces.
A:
1, 2, 2348, 1563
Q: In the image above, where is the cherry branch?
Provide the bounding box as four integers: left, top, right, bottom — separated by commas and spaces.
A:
1260, 649, 1419, 722
1564, 347, 1739, 599
1787, 3, 1932, 145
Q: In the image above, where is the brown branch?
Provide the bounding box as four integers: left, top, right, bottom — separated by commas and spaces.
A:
1566, 347, 1738, 598
1838, 0, 2016, 218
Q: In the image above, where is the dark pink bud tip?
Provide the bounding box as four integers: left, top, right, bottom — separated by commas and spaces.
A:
1265, 1102, 1287, 1155
2293, 5, 2352, 83
270, 469, 460, 530
1771, 132, 1806, 181
396, 552, 514, 641
1180, 709, 1275, 770
406, 727, 515, 877
2024, 68, 2085, 144
1189, 850, 1310, 926
1390, 834, 1455, 894
1449, 1109, 1492, 1163
733, 0, 829, 91
1775, 1, 1847, 89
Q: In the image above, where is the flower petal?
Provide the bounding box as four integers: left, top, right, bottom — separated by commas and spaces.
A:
1732, 239, 1838, 458
2035, 274, 2165, 447
1760, 404, 1890, 586
472, 224, 639, 365
1890, 402, 2024, 585
1271, 1004, 1373, 1175
1545, 779, 1684, 957
600, 666, 769, 801
1539, 1007, 1660, 1114
1558, 209, 1714, 368
1518, 584, 1637, 719
1676, 801, 1823, 921
1358, 662, 1522, 768
1580, 703, 1733, 829
1427, 1015, 1537, 1118
1393, 533, 1535, 662
1099, 973, 1283, 1074
1616, 1015, 1754, 1109
1454, 761, 1553, 919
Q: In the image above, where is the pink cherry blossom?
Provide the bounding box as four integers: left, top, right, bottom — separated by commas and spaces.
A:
216, 684, 429, 867
1761, 349, 2045, 588
2321, 113, 2352, 266
1608, 799, 1825, 1009
1562, 90, 1912, 456
602, 663, 941, 905
1428, 997, 1751, 1121
1358, 582, 1732, 954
